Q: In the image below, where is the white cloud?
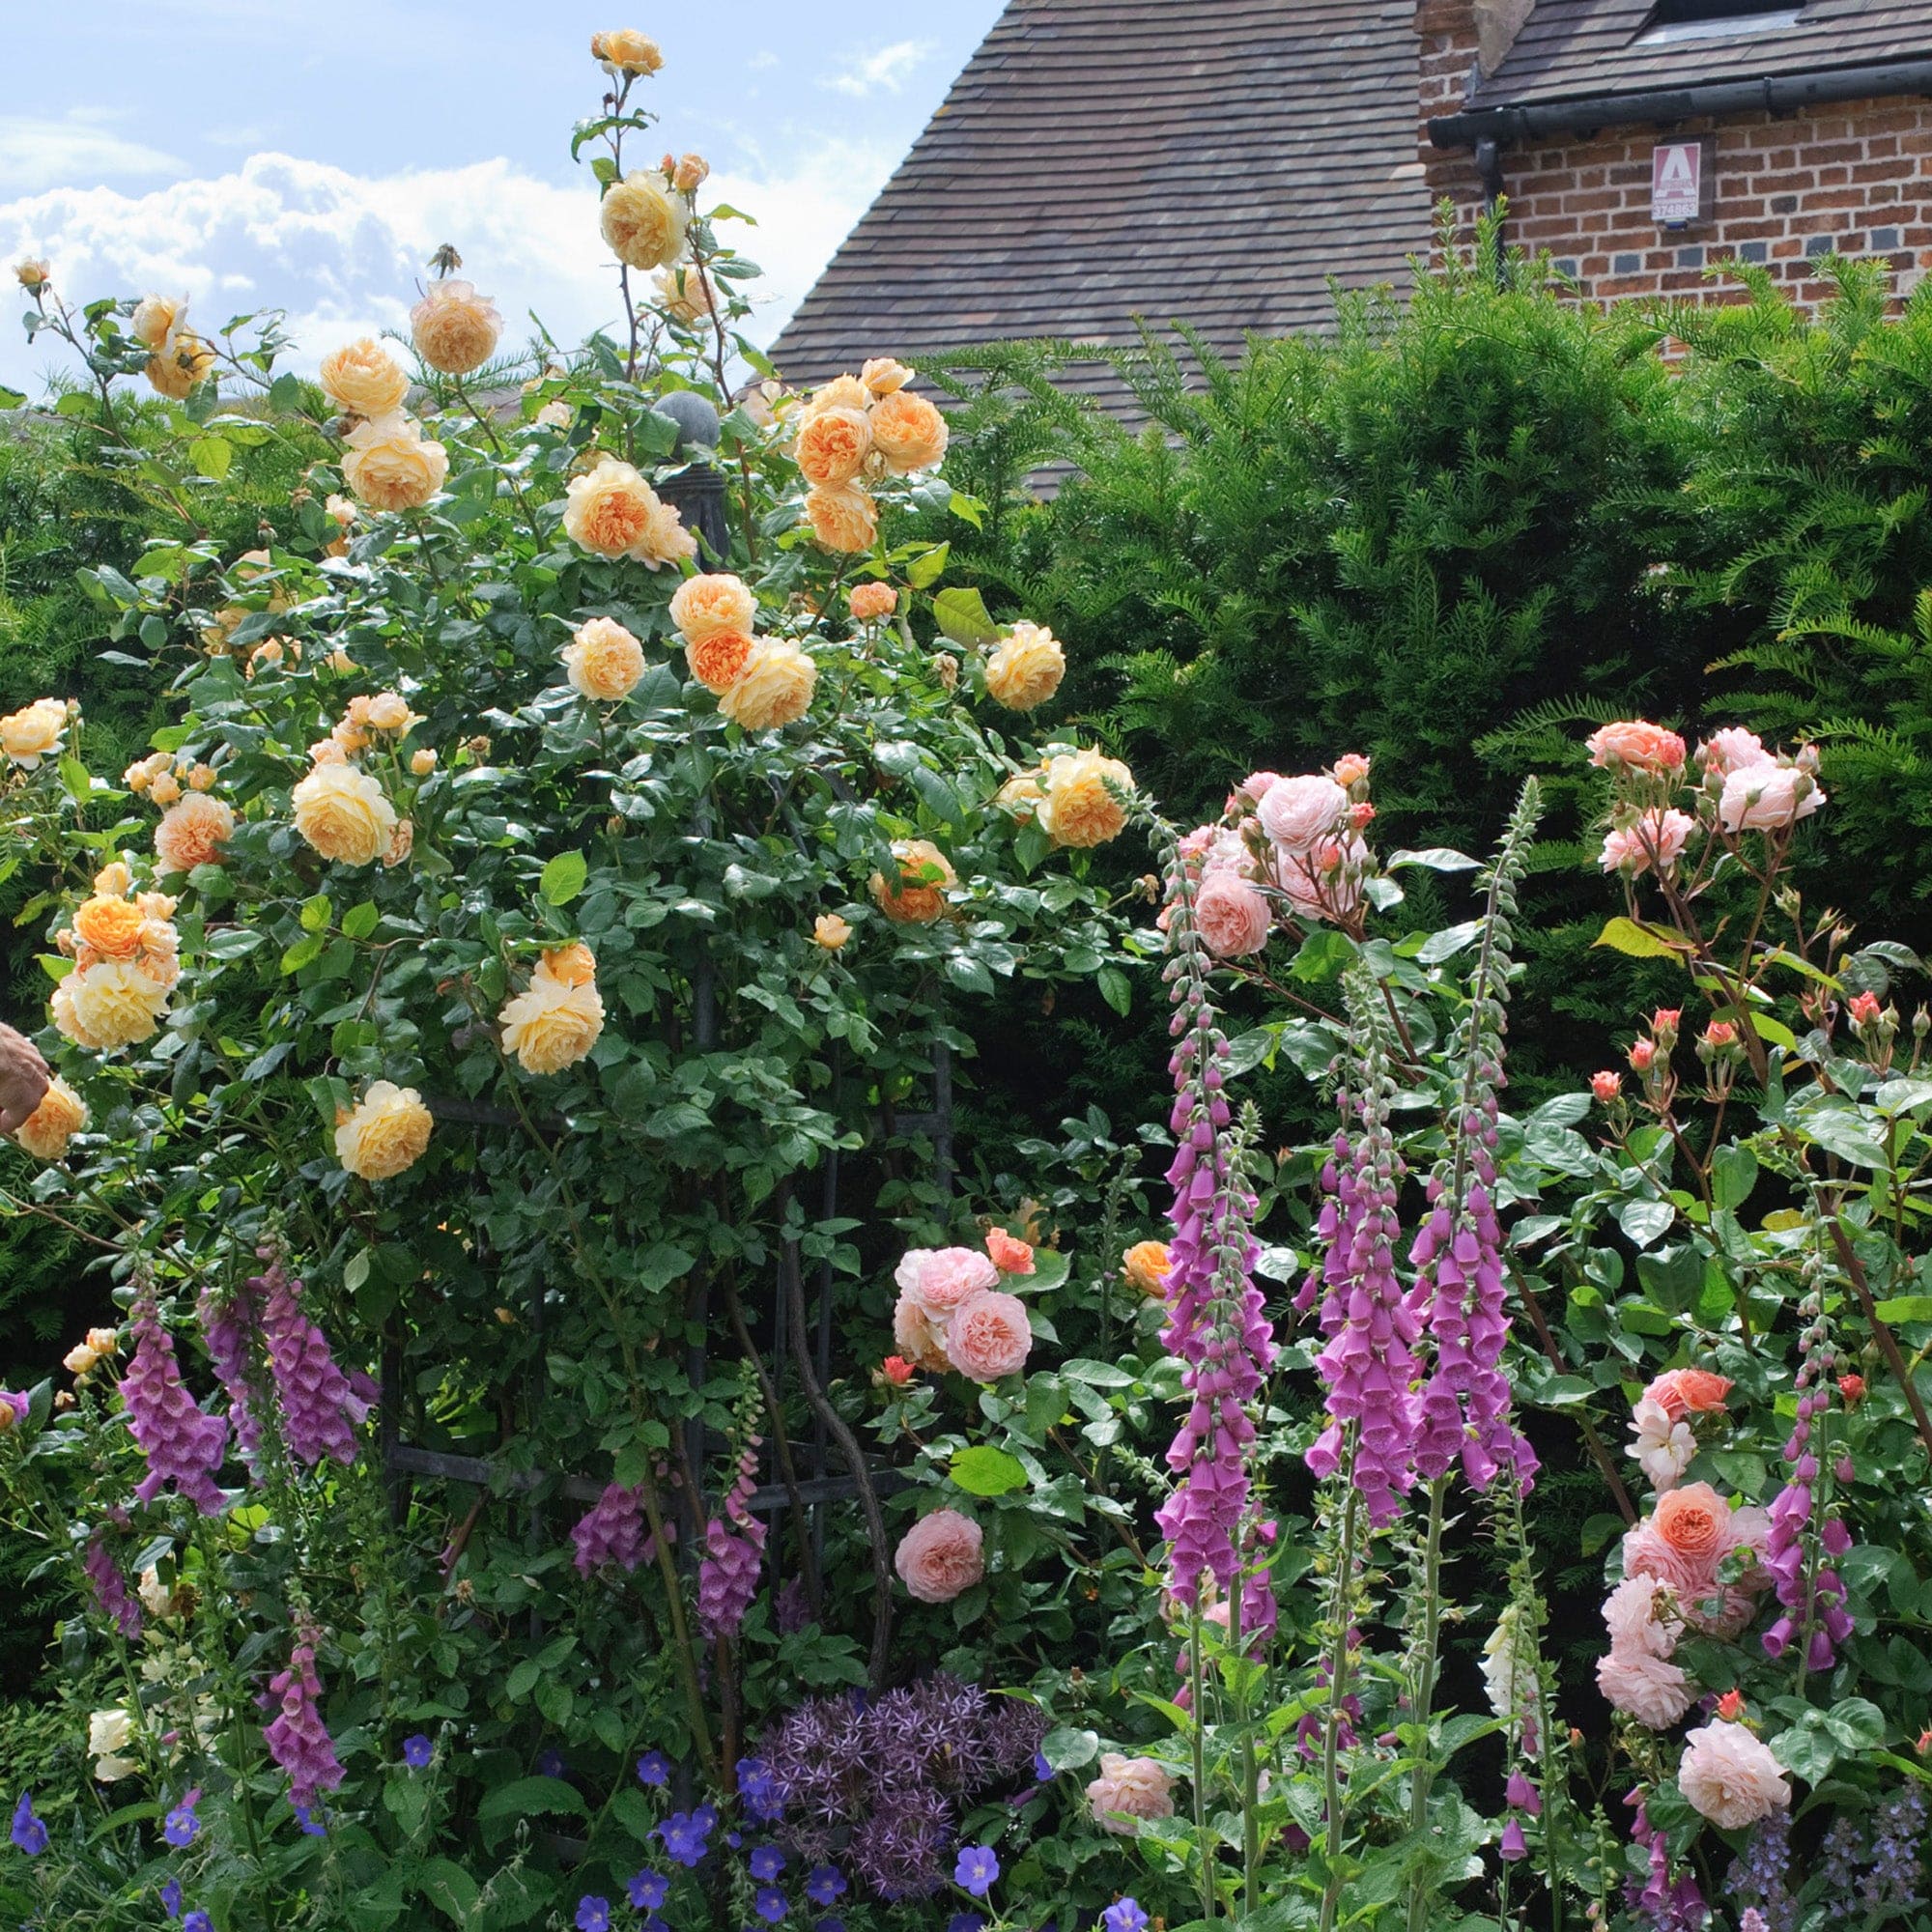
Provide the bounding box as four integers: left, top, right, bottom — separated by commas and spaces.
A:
0, 113, 184, 195
0, 143, 896, 391
822, 40, 935, 97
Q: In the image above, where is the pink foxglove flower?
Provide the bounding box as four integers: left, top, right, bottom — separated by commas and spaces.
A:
119, 1293, 228, 1514
83, 1523, 142, 1639
263, 1628, 345, 1813
696, 1438, 766, 1640
259, 1260, 369, 1468
571, 1482, 654, 1577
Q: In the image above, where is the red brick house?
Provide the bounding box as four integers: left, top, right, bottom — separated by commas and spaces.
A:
772, 0, 1932, 389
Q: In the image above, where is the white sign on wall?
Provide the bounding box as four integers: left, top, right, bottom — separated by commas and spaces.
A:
1652, 141, 1710, 226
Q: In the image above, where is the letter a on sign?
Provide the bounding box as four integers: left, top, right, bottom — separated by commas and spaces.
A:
1652, 142, 1704, 225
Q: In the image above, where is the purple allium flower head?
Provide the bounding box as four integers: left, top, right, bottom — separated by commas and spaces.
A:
83, 1523, 142, 1639
163, 1790, 200, 1847
10, 1793, 46, 1855
570, 1482, 652, 1577
263, 1628, 345, 1813
160, 1877, 183, 1918
953, 1846, 999, 1897
120, 1291, 229, 1514
184, 1913, 213, 1932
1151, 843, 1279, 1630
628, 1870, 669, 1912
750, 1845, 786, 1882
637, 1749, 671, 1788
776, 1575, 812, 1634
753, 1886, 788, 1923
403, 1734, 433, 1770
575, 1897, 611, 1932
537, 1748, 570, 1780
255, 1259, 368, 1467
805, 1866, 846, 1906
1103, 1902, 1149, 1932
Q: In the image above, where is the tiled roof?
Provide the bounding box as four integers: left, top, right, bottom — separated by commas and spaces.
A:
1474, 0, 1932, 109
768, 0, 1433, 394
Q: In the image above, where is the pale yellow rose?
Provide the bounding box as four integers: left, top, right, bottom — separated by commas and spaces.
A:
593, 27, 664, 72
383, 818, 413, 867
185, 764, 216, 792
15, 1077, 87, 1160
365, 692, 419, 733
64, 1342, 99, 1377
803, 376, 870, 419
318, 338, 410, 418
719, 639, 817, 731
292, 763, 398, 867
984, 621, 1065, 712
671, 152, 709, 192
535, 399, 575, 430
599, 175, 688, 270
498, 972, 606, 1074
334, 1080, 433, 1180
154, 794, 235, 875
146, 333, 214, 400
812, 914, 851, 952
341, 413, 448, 512
411, 279, 502, 376
95, 863, 130, 896
1, 696, 68, 767
669, 572, 757, 643
1037, 748, 1133, 849
869, 839, 956, 924
869, 388, 949, 473
803, 480, 878, 554
653, 265, 713, 325
85, 1326, 119, 1356
14, 258, 48, 291
54, 960, 170, 1049
129, 294, 186, 351
562, 616, 646, 701
996, 773, 1044, 817
411, 748, 438, 776
862, 357, 914, 397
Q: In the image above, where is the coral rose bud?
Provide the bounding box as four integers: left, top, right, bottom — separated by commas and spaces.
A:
879, 1355, 915, 1387
1628, 1038, 1657, 1074
1716, 1689, 1746, 1721
1837, 1373, 1865, 1406
1332, 753, 1371, 788
1591, 1070, 1622, 1103
1849, 991, 1882, 1026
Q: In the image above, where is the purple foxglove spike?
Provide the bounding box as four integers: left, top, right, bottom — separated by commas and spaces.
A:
263, 1628, 345, 1813
83, 1523, 142, 1639
571, 1481, 652, 1577
120, 1293, 228, 1514
258, 1262, 367, 1468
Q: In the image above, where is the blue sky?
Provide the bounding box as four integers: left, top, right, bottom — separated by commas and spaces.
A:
0, 1, 1006, 390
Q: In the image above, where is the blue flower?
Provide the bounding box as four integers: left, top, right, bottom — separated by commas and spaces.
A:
805, 1866, 846, 1907
736, 1755, 783, 1823
954, 1846, 999, 1898
293, 1804, 327, 1836
749, 1844, 786, 1882
815, 1920, 847, 1932
656, 1809, 714, 1869
10, 1793, 46, 1856
183, 1915, 213, 1932
727, 1831, 743, 1849
753, 1888, 788, 1924
403, 1734, 433, 1770
636, 1749, 672, 1788
947, 1917, 984, 1932
1103, 1901, 1150, 1932
537, 1748, 570, 1780
575, 1896, 611, 1932
160, 1879, 183, 1920
628, 1869, 670, 1912
694, 1803, 719, 1833
1033, 1750, 1052, 1783
163, 1792, 200, 1848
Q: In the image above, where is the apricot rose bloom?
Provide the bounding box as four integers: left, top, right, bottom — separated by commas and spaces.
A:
1085, 1754, 1176, 1835
14, 1077, 87, 1160
894, 1509, 984, 1604
498, 966, 606, 1075
154, 794, 236, 875
1586, 720, 1687, 777
562, 457, 696, 568
292, 763, 399, 867
848, 582, 897, 622
335, 1081, 434, 1180
718, 639, 817, 731
146, 335, 214, 401
1037, 748, 1133, 849
812, 914, 851, 951
129, 294, 185, 351
411, 280, 503, 376
669, 572, 757, 643
868, 388, 949, 473
795, 406, 871, 487
53, 962, 170, 1049
341, 414, 449, 512
686, 632, 754, 695
804, 376, 869, 419
870, 839, 955, 923
892, 1291, 951, 1374
653, 265, 712, 324
983, 621, 1065, 712
593, 28, 663, 72
1122, 1240, 1174, 1296
562, 616, 646, 702
1, 697, 69, 767
541, 942, 597, 987
986, 1228, 1035, 1275
1642, 1369, 1733, 1421
1600, 808, 1694, 879
73, 895, 147, 959
599, 174, 689, 270
318, 338, 410, 418
861, 357, 913, 396
803, 480, 878, 554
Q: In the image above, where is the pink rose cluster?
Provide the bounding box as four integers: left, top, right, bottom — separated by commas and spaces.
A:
890, 1246, 1033, 1383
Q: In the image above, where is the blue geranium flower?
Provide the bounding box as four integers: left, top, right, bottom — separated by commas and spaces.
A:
953, 1846, 999, 1898
805, 1866, 846, 1907
10, 1793, 46, 1856
1103, 1901, 1150, 1932
575, 1896, 611, 1932
749, 1845, 786, 1882
753, 1885, 788, 1923
403, 1734, 433, 1770
163, 1792, 200, 1848
159, 1879, 183, 1920
628, 1869, 670, 1912
636, 1749, 672, 1788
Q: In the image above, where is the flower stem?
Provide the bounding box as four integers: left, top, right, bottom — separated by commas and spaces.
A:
1404, 1475, 1448, 1932
1320, 1465, 1363, 1932
1190, 1605, 1215, 1924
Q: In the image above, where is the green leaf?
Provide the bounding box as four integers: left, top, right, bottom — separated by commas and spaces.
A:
477, 1776, 585, 1824
950, 1447, 1027, 1495
1711, 1145, 1758, 1211
299, 894, 332, 933
1383, 847, 1480, 872
931, 585, 1000, 647
59, 755, 92, 803
905, 542, 950, 589
1416, 920, 1484, 966
1616, 1199, 1675, 1250
418, 1860, 480, 1924
341, 900, 380, 941
540, 850, 588, 906
1040, 1725, 1099, 1772
1063, 1358, 1137, 1388
1771, 1716, 1839, 1785
188, 436, 233, 480
1872, 1296, 1932, 1324
281, 933, 326, 975
1592, 917, 1686, 959
1096, 966, 1132, 1016
948, 491, 986, 531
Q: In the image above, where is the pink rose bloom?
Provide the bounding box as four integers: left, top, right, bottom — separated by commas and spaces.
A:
891, 1289, 951, 1374
1603, 1575, 1676, 1659
944, 1289, 1033, 1381
1084, 1752, 1176, 1835
1280, 836, 1369, 923
1621, 1518, 1713, 1603
1697, 726, 1772, 778
1677, 1720, 1791, 1829
1176, 825, 1218, 862
1332, 753, 1371, 788
899, 1246, 999, 1316
1629, 1396, 1695, 1492
1719, 764, 1825, 834
1596, 1649, 1692, 1729
1257, 774, 1349, 853
894, 1509, 984, 1604
1197, 828, 1249, 880
1586, 720, 1687, 775
1642, 1369, 1733, 1421
1236, 770, 1282, 806
1194, 874, 1271, 958
1599, 809, 1695, 879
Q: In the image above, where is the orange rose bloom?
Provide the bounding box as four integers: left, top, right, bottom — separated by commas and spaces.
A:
72, 895, 147, 960
1586, 720, 1688, 776
985, 1227, 1036, 1275
849, 582, 897, 622
540, 942, 597, 988
868, 388, 949, 473
795, 405, 871, 486
1122, 1240, 1174, 1296
803, 481, 878, 554
685, 630, 754, 694
869, 839, 955, 924
1653, 1482, 1728, 1567
669, 572, 757, 643
1642, 1369, 1734, 1422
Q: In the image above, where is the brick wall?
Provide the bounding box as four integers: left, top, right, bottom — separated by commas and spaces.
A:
1443, 99, 1932, 309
